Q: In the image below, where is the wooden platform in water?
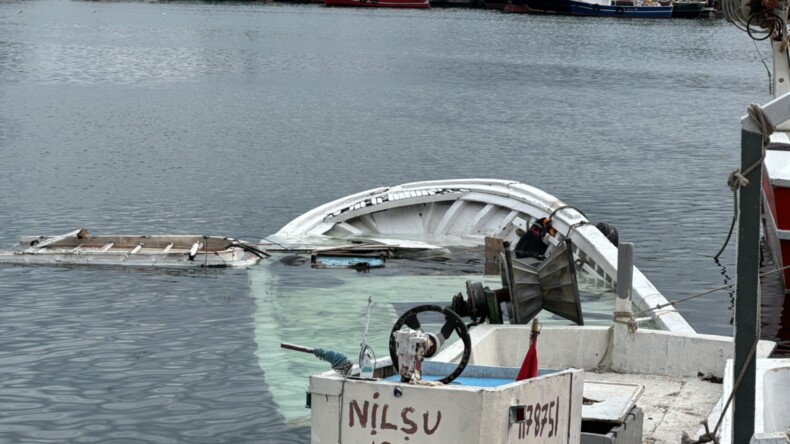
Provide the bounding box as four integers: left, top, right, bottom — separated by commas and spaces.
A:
0, 229, 266, 268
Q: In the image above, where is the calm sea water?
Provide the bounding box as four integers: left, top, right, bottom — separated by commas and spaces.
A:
0, 1, 785, 442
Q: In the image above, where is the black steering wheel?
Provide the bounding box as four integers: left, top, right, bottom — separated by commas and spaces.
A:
388, 304, 472, 384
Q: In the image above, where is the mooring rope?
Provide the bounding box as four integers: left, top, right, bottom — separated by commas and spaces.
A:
613, 311, 638, 333
633, 263, 790, 318
713, 103, 772, 260
681, 338, 760, 444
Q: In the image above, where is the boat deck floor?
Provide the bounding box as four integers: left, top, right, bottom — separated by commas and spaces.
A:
584, 371, 721, 443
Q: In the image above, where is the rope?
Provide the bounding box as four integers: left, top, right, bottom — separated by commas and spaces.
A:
313, 348, 353, 375
633, 264, 790, 318
613, 311, 638, 333
594, 326, 615, 373
684, 339, 760, 444
713, 103, 772, 260
755, 37, 773, 96
747, 102, 774, 146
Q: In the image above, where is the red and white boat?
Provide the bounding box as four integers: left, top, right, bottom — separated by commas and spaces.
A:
762, 145, 790, 292
324, 0, 429, 8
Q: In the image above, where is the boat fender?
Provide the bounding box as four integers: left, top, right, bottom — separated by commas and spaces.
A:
616, 6, 624, 14
592, 3, 600, 11
595, 222, 619, 247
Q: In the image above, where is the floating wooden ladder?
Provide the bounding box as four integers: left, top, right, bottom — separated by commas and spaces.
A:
24, 229, 83, 253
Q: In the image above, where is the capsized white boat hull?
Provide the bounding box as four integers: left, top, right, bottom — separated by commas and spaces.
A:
267, 179, 692, 333
253, 179, 697, 424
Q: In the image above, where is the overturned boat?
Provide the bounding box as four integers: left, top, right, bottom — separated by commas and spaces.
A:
0, 229, 267, 268
265, 178, 691, 333
251, 179, 697, 424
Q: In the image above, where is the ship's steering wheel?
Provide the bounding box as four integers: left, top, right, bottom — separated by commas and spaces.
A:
388, 304, 472, 384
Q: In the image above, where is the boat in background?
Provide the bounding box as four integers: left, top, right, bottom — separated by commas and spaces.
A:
569, 0, 673, 17
762, 136, 790, 293
667, 0, 706, 17
503, 0, 571, 13
0, 229, 266, 268
504, 0, 713, 16
324, 0, 429, 8
504, 0, 571, 12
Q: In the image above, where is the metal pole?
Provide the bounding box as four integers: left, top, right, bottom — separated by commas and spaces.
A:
732, 126, 763, 443
616, 243, 634, 308
610, 242, 636, 372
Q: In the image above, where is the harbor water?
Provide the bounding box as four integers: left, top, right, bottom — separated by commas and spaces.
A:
0, 1, 787, 442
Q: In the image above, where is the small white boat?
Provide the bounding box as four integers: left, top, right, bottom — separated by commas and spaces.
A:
0, 229, 266, 268
305, 244, 777, 443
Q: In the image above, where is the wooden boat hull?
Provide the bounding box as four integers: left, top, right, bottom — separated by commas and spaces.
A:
324, 0, 430, 8
569, 0, 673, 17
0, 232, 265, 268
762, 150, 790, 293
